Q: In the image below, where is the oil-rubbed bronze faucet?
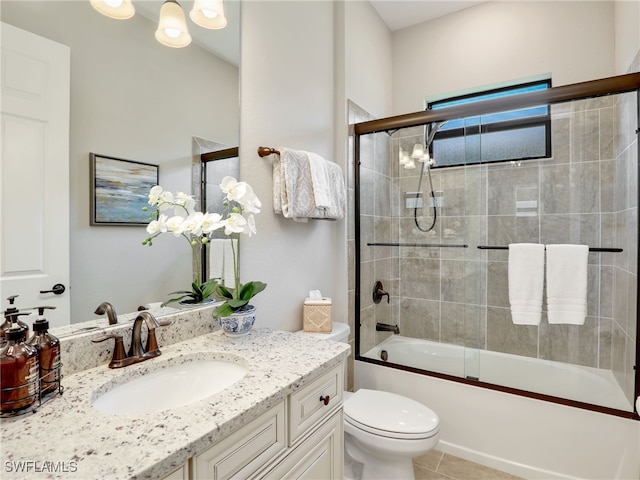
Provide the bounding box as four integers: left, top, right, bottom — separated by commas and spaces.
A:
372, 281, 390, 304
92, 312, 172, 369
94, 302, 118, 325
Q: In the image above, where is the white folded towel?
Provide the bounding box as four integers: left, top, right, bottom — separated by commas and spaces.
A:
546, 244, 589, 325
208, 238, 237, 287
508, 243, 545, 325
306, 151, 332, 209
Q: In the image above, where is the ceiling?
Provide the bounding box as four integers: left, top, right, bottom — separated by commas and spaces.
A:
135, 1, 483, 66
369, 0, 486, 31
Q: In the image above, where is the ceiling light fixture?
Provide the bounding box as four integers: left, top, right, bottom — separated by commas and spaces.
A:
190, 0, 227, 29
90, 0, 228, 48
155, 0, 192, 48
90, 0, 135, 20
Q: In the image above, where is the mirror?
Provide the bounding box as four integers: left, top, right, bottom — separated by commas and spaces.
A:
193, 144, 240, 284
1, 1, 240, 331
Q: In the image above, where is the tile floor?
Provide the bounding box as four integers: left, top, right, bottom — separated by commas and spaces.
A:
413, 450, 524, 480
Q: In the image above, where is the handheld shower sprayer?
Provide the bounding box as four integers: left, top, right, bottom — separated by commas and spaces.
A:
413, 121, 446, 233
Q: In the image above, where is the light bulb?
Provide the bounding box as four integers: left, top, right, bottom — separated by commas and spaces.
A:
190, 0, 227, 29
90, 0, 134, 19
399, 148, 410, 165
156, 0, 191, 48
411, 144, 424, 159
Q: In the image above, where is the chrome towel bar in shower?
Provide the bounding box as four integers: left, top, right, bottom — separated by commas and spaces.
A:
367, 242, 468, 248
476, 245, 623, 253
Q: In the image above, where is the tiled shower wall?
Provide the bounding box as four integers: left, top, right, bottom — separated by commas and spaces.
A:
351, 90, 638, 405
612, 87, 638, 402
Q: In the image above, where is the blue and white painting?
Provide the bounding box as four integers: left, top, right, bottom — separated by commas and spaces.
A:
93, 155, 158, 224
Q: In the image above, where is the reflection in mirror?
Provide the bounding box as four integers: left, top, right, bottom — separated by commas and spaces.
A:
195, 146, 240, 286
0, 1, 240, 335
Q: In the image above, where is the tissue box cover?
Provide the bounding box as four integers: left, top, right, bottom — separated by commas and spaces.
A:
303, 297, 332, 332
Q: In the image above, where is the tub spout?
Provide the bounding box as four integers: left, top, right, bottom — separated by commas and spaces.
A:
376, 322, 399, 334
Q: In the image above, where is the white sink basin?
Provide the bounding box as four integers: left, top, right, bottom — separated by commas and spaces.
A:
92, 359, 248, 416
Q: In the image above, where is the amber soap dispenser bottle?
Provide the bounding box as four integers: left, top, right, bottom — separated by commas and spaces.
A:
27, 306, 61, 396
0, 313, 39, 413
1, 295, 28, 345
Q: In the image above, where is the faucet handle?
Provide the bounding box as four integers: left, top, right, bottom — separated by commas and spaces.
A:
92, 333, 127, 368
373, 281, 390, 304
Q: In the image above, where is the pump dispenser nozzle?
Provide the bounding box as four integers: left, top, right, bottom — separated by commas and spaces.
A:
33, 306, 56, 332
5, 312, 30, 340
27, 306, 60, 396
1, 295, 28, 344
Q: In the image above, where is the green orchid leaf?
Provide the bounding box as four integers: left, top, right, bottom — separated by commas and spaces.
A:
212, 303, 235, 319
201, 281, 218, 299
238, 281, 267, 301
215, 285, 234, 299
167, 290, 195, 296
228, 298, 248, 308
161, 293, 195, 307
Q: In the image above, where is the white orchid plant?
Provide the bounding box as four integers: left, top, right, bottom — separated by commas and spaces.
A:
142, 176, 266, 316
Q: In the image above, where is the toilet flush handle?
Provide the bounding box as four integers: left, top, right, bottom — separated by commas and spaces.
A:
320, 395, 330, 406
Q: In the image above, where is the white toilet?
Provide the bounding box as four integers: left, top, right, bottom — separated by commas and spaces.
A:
297, 323, 440, 480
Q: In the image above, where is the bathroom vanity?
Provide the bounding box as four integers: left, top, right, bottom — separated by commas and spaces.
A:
0, 307, 349, 479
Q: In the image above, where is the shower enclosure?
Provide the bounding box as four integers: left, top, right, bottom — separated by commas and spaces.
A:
353, 73, 640, 418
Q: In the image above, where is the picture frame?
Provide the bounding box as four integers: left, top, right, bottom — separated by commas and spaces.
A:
90, 153, 159, 226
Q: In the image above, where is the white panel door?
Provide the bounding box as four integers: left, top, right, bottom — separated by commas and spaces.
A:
0, 22, 70, 327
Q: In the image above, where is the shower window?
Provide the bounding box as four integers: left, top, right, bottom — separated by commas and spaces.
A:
428, 79, 551, 167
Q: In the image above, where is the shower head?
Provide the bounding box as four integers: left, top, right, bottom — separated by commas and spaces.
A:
425, 120, 447, 149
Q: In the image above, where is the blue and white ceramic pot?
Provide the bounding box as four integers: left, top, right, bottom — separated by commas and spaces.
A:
218, 305, 256, 337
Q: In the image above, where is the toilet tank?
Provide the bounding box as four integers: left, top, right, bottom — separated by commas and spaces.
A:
296, 322, 351, 391
296, 322, 350, 343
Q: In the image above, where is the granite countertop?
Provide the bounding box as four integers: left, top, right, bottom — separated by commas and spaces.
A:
0, 327, 350, 479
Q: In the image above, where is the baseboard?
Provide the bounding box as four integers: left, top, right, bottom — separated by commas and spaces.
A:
436, 440, 580, 480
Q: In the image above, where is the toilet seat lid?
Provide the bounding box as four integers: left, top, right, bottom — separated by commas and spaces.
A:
344, 389, 439, 439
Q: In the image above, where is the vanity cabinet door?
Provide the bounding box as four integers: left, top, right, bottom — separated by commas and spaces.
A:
193, 402, 286, 480
161, 463, 189, 480
288, 364, 343, 445
258, 409, 343, 480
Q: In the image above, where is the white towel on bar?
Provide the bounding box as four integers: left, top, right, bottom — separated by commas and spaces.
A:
508, 243, 545, 325
208, 238, 237, 287
546, 244, 589, 325
271, 147, 345, 221
307, 151, 332, 209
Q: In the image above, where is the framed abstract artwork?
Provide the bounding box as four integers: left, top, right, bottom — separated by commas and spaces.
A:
90, 153, 159, 226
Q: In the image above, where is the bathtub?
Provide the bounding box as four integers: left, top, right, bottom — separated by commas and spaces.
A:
363, 335, 632, 411
358, 335, 639, 479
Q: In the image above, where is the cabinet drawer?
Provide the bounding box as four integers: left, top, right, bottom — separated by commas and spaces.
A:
289, 364, 343, 445
193, 402, 286, 480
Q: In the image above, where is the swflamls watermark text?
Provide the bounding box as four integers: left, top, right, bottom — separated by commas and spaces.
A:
4, 460, 78, 473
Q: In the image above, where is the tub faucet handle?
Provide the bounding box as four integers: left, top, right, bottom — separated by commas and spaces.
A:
373, 281, 390, 304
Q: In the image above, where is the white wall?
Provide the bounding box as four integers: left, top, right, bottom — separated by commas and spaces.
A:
1, 2, 239, 321
615, 0, 640, 73
392, 1, 616, 115
344, 1, 393, 119
239, 1, 343, 332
